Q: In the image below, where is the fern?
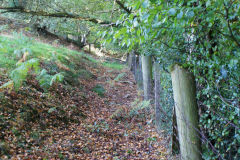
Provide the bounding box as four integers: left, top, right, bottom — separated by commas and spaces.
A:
91, 84, 105, 97
0, 81, 14, 92
37, 69, 52, 89
114, 73, 126, 81
110, 107, 125, 119
37, 69, 64, 90
110, 100, 151, 120
14, 49, 23, 59
50, 73, 64, 86
12, 32, 33, 46
129, 100, 151, 117
14, 48, 32, 60
10, 58, 40, 90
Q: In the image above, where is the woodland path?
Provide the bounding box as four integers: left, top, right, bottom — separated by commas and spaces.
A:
23, 65, 169, 160
5, 60, 170, 159
0, 25, 170, 159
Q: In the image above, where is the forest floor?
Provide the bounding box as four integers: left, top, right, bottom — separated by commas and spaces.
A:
0, 21, 173, 159
16, 65, 169, 160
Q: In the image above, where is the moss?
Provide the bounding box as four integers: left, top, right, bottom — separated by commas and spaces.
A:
170, 63, 182, 72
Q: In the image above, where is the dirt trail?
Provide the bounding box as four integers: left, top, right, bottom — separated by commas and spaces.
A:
0, 22, 171, 159
8, 67, 169, 160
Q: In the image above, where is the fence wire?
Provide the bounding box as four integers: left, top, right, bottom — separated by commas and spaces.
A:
130, 56, 239, 160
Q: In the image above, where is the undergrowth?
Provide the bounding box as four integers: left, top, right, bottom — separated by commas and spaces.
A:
110, 98, 151, 120
0, 33, 106, 157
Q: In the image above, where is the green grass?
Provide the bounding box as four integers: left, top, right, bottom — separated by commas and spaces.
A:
0, 34, 97, 90
102, 62, 124, 70
0, 33, 124, 83
82, 54, 125, 70
0, 34, 83, 73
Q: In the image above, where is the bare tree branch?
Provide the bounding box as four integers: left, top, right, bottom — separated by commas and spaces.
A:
0, 6, 116, 26
115, 0, 131, 14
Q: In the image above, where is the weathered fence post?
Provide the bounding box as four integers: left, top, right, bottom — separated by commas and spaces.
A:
141, 55, 152, 100
137, 55, 143, 89
131, 52, 136, 76
171, 64, 201, 160
154, 60, 162, 132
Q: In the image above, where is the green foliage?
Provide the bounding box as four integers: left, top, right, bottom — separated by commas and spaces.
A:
37, 69, 64, 90
0, 34, 101, 91
10, 58, 40, 90
50, 73, 64, 86
91, 84, 105, 97
0, 81, 14, 92
37, 69, 52, 89
7, 57, 64, 91
114, 73, 126, 81
13, 48, 32, 59
1, 0, 239, 158
110, 107, 126, 120
129, 99, 151, 117
12, 32, 34, 47
102, 61, 124, 70
77, 69, 95, 80
85, 120, 109, 133
110, 99, 151, 120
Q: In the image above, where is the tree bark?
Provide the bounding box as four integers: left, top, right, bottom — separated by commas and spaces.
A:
171, 64, 201, 160
0, 6, 115, 26
141, 55, 152, 100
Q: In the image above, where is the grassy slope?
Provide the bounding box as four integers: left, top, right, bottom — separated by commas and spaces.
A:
0, 33, 124, 157
0, 33, 123, 73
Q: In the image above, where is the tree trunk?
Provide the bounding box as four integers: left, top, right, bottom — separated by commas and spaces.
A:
89, 44, 91, 53
141, 55, 152, 100
154, 60, 161, 132
171, 64, 201, 160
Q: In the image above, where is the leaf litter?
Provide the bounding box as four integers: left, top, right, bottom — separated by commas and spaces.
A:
0, 52, 170, 160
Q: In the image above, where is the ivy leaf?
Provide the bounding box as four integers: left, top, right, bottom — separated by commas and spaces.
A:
142, 0, 149, 8
142, 13, 150, 22
177, 11, 183, 19
133, 18, 139, 27
50, 73, 64, 86
169, 8, 176, 16
186, 10, 194, 18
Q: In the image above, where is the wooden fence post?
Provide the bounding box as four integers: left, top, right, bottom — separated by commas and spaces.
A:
141, 55, 152, 100
154, 60, 162, 132
137, 55, 143, 89
171, 64, 201, 160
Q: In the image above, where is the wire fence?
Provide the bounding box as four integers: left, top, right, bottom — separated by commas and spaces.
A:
129, 54, 240, 160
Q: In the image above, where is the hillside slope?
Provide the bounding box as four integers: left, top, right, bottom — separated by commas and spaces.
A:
0, 34, 169, 159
